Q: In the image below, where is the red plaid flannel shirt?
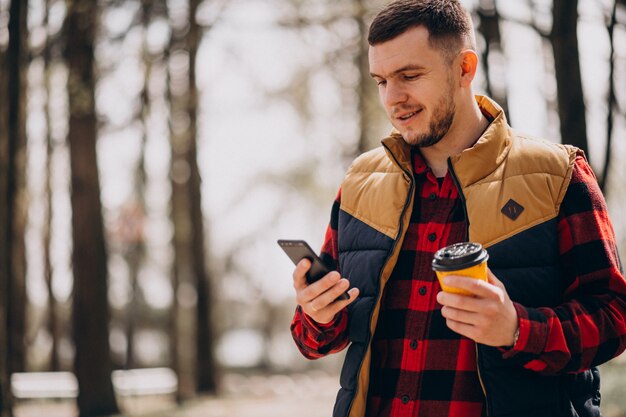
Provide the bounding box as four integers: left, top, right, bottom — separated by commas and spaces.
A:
291, 152, 626, 417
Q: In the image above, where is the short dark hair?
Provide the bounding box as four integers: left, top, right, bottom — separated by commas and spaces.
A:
368, 0, 474, 61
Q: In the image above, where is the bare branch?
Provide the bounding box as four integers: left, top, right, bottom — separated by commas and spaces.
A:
599, 0, 618, 193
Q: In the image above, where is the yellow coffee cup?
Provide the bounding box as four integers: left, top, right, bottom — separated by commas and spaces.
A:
431, 242, 489, 295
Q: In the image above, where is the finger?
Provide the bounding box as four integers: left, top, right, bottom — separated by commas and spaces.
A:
444, 318, 476, 340
312, 287, 360, 321
441, 275, 500, 300
437, 289, 485, 313
334, 287, 360, 309
313, 278, 351, 308
486, 268, 505, 289
298, 271, 341, 304
440, 305, 480, 326
292, 259, 312, 291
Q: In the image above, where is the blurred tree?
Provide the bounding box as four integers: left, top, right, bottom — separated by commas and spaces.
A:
599, 1, 618, 192
277, 0, 388, 162
516, 0, 623, 191
64, 0, 119, 415
7, 0, 28, 378
113, 200, 145, 369
353, 0, 378, 156
163, 2, 183, 401
121, 0, 154, 371
187, 0, 217, 394
168, 0, 217, 397
0, 1, 13, 413
476, 0, 509, 118
0, 0, 29, 412
550, 0, 589, 157
42, 0, 61, 372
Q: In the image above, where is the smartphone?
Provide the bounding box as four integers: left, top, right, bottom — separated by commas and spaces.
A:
277, 239, 349, 300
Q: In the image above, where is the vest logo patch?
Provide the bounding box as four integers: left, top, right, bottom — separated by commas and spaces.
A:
501, 199, 524, 221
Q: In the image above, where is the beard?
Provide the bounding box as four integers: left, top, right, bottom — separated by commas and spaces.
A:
400, 84, 456, 148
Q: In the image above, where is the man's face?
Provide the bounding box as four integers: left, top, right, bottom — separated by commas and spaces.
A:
369, 26, 458, 147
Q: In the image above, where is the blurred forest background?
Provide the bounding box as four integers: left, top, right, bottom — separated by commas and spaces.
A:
1, 0, 626, 416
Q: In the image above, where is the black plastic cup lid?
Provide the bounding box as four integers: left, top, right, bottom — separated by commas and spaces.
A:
432, 242, 489, 271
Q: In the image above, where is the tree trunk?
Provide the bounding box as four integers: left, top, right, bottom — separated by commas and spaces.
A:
0, 3, 14, 413
599, 1, 617, 193
43, 0, 60, 372
550, 0, 589, 156
167, 0, 217, 397
354, 0, 370, 156
121, 0, 155, 371
350, 0, 392, 158
125, 241, 142, 369
65, 1, 119, 415
477, 0, 509, 118
7, 0, 28, 378
167, 18, 196, 404
163, 33, 185, 399
187, 0, 217, 394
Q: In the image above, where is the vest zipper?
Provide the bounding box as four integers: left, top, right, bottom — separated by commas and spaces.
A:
347, 143, 415, 417
449, 158, 490, 415
446, 158, 469, 241
476, 345, 490, 416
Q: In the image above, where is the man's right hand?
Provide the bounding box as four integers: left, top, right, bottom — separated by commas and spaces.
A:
293, 259, 359, 324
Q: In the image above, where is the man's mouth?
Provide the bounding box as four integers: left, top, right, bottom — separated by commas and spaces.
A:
396, 109, 421, 121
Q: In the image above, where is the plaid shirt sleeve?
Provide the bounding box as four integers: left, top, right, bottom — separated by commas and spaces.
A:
290, 189, 350, 359
503, 154, 626, 374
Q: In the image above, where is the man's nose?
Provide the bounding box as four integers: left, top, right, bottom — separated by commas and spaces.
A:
383, 82, 408, 107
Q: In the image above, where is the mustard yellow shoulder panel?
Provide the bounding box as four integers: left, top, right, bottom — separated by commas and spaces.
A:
340, 144, 412, 240
458, 134, 578, 248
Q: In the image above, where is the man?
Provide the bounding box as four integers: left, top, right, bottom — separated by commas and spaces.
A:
290, 1, 626, 416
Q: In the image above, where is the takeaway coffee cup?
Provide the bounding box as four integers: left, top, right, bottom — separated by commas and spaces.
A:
432, 242, 489, 295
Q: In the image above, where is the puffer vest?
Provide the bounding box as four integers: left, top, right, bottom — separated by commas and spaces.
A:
333, 96, 599, 417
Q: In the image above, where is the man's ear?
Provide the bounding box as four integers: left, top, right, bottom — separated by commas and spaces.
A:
458, 49, 479, 87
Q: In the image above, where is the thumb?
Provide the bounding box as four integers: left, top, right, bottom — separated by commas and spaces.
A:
487, 267, 504, 289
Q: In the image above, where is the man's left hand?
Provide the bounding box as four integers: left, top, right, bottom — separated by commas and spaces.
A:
436, 268, 519, 347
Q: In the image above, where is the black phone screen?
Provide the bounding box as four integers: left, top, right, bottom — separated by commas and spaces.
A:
277, 239, 349, 301
277, 239, 330, 283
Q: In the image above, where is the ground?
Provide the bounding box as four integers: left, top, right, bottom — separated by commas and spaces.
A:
13, 361, 626, 417
14, 371, 339, 417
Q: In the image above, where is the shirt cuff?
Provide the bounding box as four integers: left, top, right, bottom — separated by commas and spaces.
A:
299, 306, 344, 342
501, 303, 549, 359
302, 310, 339, 330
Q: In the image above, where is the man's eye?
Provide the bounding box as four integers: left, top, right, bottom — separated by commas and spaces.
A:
376, 80, 387, 86
404, 74, 419, 80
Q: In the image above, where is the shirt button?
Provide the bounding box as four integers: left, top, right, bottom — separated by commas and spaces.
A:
401, 395, 410, 404
428, 233, 437, 242
419, 286, 427, 296
410, 340, 418, 350
429, 192, 437, 201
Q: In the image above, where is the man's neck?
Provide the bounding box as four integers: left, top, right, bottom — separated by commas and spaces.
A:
420, 100, 490, 178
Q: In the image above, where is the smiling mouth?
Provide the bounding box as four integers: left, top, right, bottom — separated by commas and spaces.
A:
397, 109, 421, 121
